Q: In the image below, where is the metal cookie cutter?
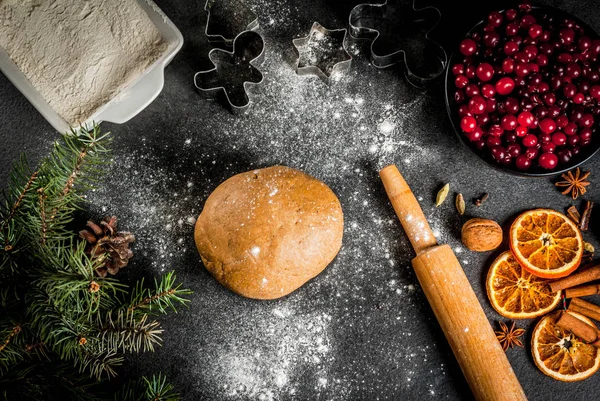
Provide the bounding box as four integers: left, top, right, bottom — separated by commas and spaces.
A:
349, 0, 447, 87
292, 22, 352, 85
204, 0, 259, 45
194, 30, 265, 114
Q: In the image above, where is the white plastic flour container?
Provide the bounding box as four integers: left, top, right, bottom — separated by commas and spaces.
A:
0, 0, 184, 133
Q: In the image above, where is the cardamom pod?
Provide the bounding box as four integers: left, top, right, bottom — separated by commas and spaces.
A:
456, 193, 465, 215
435, 183, 450, 207
584, 242, 595, 253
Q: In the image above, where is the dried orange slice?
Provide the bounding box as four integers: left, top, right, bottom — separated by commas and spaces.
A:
509, 208, 583, 279
487, 251, 561, 319
532, 311, 600, 382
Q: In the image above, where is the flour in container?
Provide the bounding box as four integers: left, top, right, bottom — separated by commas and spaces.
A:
0, 0, 167, 126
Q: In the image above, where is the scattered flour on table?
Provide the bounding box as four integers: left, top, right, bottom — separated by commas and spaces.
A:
86, 4, 465, 398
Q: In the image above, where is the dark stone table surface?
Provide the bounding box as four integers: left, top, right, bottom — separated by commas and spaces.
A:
1, 0, 599, 400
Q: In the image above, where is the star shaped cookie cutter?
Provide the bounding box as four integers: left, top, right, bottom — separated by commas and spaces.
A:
349, 0, 447, 87
194, 30, 265, 114
204, 0, 259, 45
292, 22, 352, 85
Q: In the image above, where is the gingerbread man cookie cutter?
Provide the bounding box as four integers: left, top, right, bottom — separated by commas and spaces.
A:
349, 0, 447, 87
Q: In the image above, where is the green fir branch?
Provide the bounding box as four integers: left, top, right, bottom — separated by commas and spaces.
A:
97, 309, 163, 354
127, 272, 191, 316
115, 373, 180, 401
0, 125, 187, 398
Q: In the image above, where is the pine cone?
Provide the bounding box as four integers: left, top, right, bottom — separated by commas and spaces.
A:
79, 216, 135, 277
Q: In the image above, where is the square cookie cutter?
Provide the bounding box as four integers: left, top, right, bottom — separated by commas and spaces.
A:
349, 0, 447, 87
194, 30, 265, 114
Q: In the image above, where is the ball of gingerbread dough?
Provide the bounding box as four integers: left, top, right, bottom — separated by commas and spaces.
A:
194, 166, 343, 300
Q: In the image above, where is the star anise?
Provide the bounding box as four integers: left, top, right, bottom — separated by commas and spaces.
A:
555, 167, 590, 199
495, 321, 525, 351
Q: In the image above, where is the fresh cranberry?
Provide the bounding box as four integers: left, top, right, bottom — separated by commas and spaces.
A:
513, 51, 529, 63
579, 127, 593, 142
488, 124, 503, 137
563, 83, 577, 98
548, 105, 561, 118
502, 58, 515, 74
515, 62, 531, 77
476, 113, 490, 126
528, 24, 543, 38
484, 32, 500, 48
516, 125, 528, 137
504, 42, 519, 56
465, 84, 480, 97
591, 85, 600, 99
465, 65, 477, 79
539, 133, 552, 143
538, 152, 558, 169
522, 134, 538, 147
458, 104, 471, 117
505, 9, 518, 21
572, 145, 582, 155
534, 106, 548, 119
539, 118, 556, 134
496, 77, 516, 95
542, 93, 556, 106
525, 146, 538, 159
552, 132, 567, 146
502, 114, 518, 130
505, 97, 520, 114
452, 64, 465, 75
566, 63, 582, 79
481, 84, 496, 98
579, 36, 592, 51
460, 116, 477, 132
476, 63, 495, 82
455, 75, 469, 88
486, 98, 497, 113
467, 127, 483, 141
568, 135, 580, 146
556, 115, 569, 128
573, 93, 585, 104
539, 82, 550, 93
521, 14, 536, 28
557, 149, 572, 164
540, 43, 554, 56
469, 96, 487, 114
506, 22, 520, 36
515, 154, 532, 170
488, 11, 503, 28
507, 143, 522, 157
559, 28, 576, 45
460, 39, 478, 56
490, 146, 506, 161
564, 122, 578, 136
557, 53, 573, 64
580, 113, 595, 128
518, 111, 535, 127
535, 54, 549, 67
541, 142, 557, 153
487, 136, 502, 148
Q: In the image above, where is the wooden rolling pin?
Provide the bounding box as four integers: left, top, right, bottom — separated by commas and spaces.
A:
380, 165, 527, 401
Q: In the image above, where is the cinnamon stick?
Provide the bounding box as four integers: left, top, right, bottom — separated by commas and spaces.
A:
567, 205, 580, 224
549, 264, 600, 293
565, 283, 600, 298
569, 298, 600, 322
556, 311, 600, 346
580, 201, 593, 231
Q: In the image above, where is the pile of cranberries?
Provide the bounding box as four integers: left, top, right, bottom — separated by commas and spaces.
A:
451, 2, 600, 171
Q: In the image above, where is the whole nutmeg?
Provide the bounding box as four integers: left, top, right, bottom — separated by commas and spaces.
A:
461, 218, 503, 252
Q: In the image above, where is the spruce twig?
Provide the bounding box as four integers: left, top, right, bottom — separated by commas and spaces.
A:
0, 125, 187, 399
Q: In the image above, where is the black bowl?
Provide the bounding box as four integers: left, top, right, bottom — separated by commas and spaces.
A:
445, 6, 600, 177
